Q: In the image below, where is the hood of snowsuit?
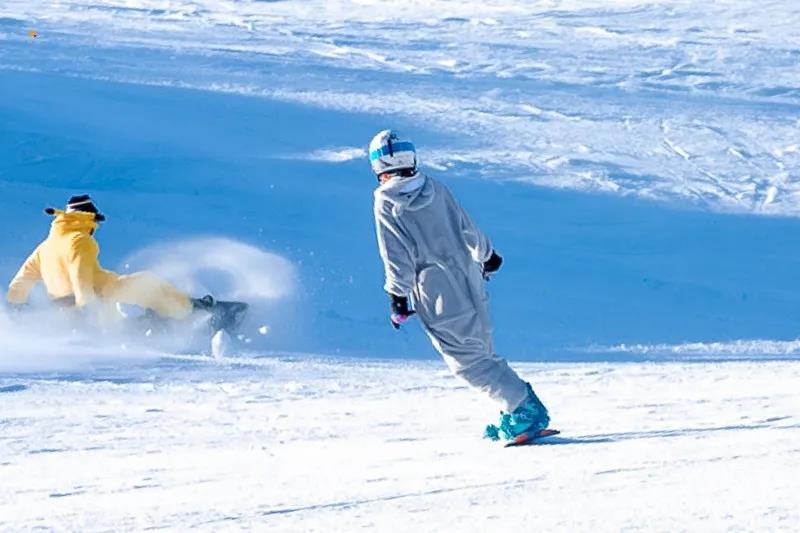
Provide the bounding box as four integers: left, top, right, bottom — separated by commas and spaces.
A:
374, 172, 435, 215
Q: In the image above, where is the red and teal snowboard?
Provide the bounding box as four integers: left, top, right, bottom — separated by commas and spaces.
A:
504, 428, 561, 447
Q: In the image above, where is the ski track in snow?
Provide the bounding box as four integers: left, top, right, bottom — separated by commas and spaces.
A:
1, 355, 799, 530
1, 0, 799, 215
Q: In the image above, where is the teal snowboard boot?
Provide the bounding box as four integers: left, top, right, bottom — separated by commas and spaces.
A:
484, 383, 550, 441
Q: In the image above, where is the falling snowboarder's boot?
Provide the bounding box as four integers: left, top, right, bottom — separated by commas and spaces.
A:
191, 294, 216, 311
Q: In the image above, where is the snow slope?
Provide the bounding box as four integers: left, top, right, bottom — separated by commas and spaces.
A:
2, 0, 799, 213
1, 1, 800, 530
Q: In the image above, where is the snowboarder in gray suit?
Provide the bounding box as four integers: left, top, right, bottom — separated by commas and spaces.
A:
369, 129, 551, 441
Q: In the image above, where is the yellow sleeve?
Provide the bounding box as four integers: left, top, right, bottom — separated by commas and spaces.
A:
67, 234, 101, 307
94, 266, 120, 293
7, 247, 42, 304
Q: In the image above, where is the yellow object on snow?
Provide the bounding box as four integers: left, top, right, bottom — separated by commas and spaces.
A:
6, 210, 192, 320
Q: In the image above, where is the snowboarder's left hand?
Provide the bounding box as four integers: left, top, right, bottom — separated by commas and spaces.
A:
389, 294, 415, 330
482, 250, 503, 280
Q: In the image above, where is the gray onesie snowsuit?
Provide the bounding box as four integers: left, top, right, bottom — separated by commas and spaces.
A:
374, 172, 530, 412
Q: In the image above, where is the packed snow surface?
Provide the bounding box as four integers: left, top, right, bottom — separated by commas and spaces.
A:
2, 355, 799, 531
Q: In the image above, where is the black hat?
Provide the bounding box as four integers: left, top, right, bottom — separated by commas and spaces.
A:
45, 194, 106, 221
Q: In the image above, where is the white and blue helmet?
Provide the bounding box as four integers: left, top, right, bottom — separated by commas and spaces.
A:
369, 129, 417, 176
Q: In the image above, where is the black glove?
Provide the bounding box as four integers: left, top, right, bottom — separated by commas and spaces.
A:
482, 251, 503, 279
389, 294, 415, 330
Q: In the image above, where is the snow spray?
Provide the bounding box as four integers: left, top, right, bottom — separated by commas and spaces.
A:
121, 237, 295, 303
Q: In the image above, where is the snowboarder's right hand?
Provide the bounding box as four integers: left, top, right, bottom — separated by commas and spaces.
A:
390, 312, 415, 329
482, 250, 503, 280
389, 294, 415, 330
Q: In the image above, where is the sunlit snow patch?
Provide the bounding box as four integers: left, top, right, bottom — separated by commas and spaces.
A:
304, 147, 366, 163
587, 339, 800, 360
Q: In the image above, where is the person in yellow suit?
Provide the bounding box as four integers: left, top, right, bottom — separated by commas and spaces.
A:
6, 195, 217, 320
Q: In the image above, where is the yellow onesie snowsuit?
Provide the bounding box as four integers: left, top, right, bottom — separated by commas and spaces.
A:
6, 210, 192, 320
